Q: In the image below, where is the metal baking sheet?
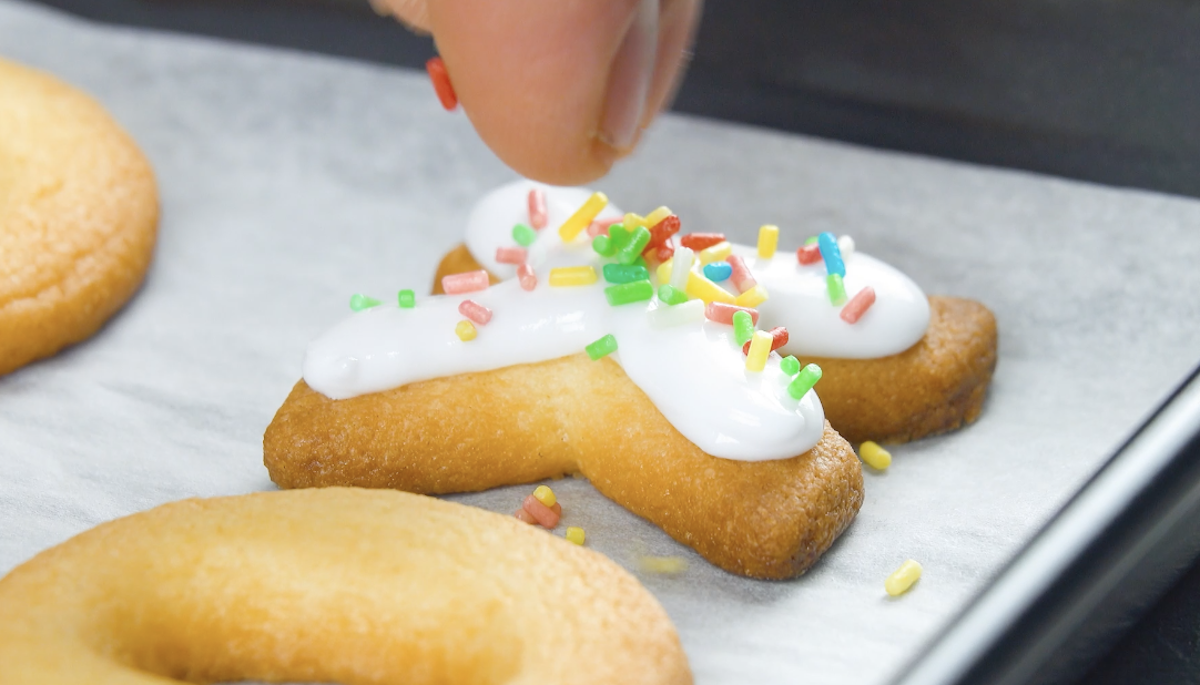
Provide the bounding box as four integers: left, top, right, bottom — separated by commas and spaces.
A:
3, 1, 1199, 682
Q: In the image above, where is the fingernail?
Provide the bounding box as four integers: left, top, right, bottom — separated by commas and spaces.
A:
599, 0, 658, 151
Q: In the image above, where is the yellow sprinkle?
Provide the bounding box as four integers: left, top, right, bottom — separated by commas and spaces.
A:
559, 192, 608, 242
757, 224, 780, 258
532, 485, 557, 508
885, 559, 923, 597
623, 212, 646, 230
656, 259, 673, 284
548, 266, 598, 287
685, 271, 735, 304
698, 241, 733, 265
734, 284, 769, 308
643, 206, 673, 227
859, 441, 892, 470
638, 556, 688, 575
454, 320, 476, 341
565, 526, 585, 546
746, 330, 772, 372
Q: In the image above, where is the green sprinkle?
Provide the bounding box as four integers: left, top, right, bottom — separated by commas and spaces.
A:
603, 263, 650, 284
827, 273, 847, 305
787, 364, 823, 400
592, 223, 629, 257
657, 284, 689, 306
350, 293, 381, 311
512, 223, 537, 247
780, 355, 800, 375
605, 280, 654, 306
585, 334, 618, 360
397, 289, 416, 308
617, 226, 652, 265
733, 310, 755, 345
805, 236, 819, 245
632, 255, 648, 269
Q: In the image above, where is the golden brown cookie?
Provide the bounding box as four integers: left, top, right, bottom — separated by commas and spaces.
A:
0, 488, 691, 685
432, 243, 997, 444
265, 353, 864, 580
0, 58, 158, 376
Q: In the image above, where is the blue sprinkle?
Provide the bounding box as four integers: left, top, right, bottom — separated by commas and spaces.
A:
703, 262, 733, 282
817, 232, 845, 277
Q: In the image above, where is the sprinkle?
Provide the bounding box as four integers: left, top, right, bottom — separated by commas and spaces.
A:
817, 231, 846, 277
623, 212, 646, 230
734, 284, 769, 308
704, 302, 760, 326
559, 192, 608, 242
514, 508, 537, 525
885, 559, 923, 597
350, 293, 381, 311
565, 527, 586, 546
745, 330, 772, 372
656, 259, 673, 284
549, 266, 598, 287
617, 226, 652, 265
532, 485, 557, 508
442, 270, 490, 294
397, 289, 415, 308
703, 262, 732, 282
425, 56, 457, 110
805, 236, 819, 245
840, 286, 876, 324
787, 363, 822, 400
780, 355, 800, 375
859, 441, 892, 470
585, 334, 618, 360
605, 280, 654, 306
698, 241, 733, 265
649, 299, 705, 328
458, 299, 493, 325
686, 271, 736, 304
522, 495, 561, 528
587, 217, 621, 237
638, 556, 688, 575
592, 223, 628, 257
838, 234, 855, 257
757, 224, 780, 258
652, 237, 676, 263
680, 233, 725, 251
603, 263, 650, 284
495, 246, 527, 265
826, 273, 847, 305
657, 284, 689, 306
512, 223, 537, 246
732, 310, 755, 345
726, 255, 757, 293
517, 264, 537, 291
796, 244, 822, 265
669, 247, 695, 290
527, 188, 548, 230
455, 320, 477, 341
742, 326, 788, 355
645, 214, 681, 251
643, 206, 673, 229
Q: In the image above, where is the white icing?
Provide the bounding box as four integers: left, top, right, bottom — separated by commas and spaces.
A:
304, 180, 825, 462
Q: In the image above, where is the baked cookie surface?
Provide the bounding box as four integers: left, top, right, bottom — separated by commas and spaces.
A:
0, 58, 158, 375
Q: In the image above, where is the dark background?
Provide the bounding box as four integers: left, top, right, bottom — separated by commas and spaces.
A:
25, 0, 1200, 681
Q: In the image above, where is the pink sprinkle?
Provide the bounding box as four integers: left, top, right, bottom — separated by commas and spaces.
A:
587, 217, 621, 237
726, 255, 757, 294
742, 327, 789, 355
495, 246, 527, 265
514, 508, 537, 524
441, 270, 490, 294
704, 302, 760, 326
458, 299, 493, 325
528, 188, 548, 230
517, 264, 537, 291
523, 495, 562, 528
840, 286, 876, 324
797, 244, 822, 265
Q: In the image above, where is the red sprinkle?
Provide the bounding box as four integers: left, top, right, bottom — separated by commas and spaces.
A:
704, 302, 760, 326
726, 255, 757, 294
522, 495, 562, 528
425, 56, 458, 111
495, 246, 527, 265
442, 270, 490, 294
840, 286, 876, 324
680, 233, 726, 251
528, 188, 548, 230
652, 237, 676, 263
797, 244, 822, 265
517, 264, 537, 291
458, 299, 493, 325
645, 215, 681, 251
742, 327, 789, 355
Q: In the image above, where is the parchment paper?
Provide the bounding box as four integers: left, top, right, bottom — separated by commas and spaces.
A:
3, 2, 1199, 682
